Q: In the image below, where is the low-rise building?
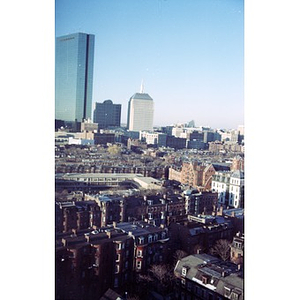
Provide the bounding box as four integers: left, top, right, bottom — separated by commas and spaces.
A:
124, 194, 186, 226
211, 171, 231, 206
56, 229, 134, 299
169, 162, 230, 191
94, 132, 116, 145
139, 131, 167, 147
174, 253, 243, 300
230, 232, 244, 265
228, 171, 244, 208
212, 170, 244, 208
114, 221, 169, 274
166, 136, 187, 149
168, 215, 234, 254
181, 161, 206, 188
96, 195, 126, 227
55, 200, 101, 233
55, 172, 147, 191
133, 176, 162, 190
230, 156, 244, 172
184, 191, 218, 215
168, 165, 182, 183
208, 141, 224, 153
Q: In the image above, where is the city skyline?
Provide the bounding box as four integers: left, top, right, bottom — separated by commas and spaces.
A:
55, 0, 244, 129
3, 0, 300, 298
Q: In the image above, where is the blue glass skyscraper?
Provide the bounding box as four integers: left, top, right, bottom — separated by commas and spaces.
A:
55, 33, 95, 125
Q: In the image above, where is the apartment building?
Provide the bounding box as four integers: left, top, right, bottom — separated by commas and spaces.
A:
55, 201, 101, 233
184, 191, 218, 215
212, 170, 244, 208
56, 229, 134, 299
114, 221, 169, 274
168, 215, 234, 254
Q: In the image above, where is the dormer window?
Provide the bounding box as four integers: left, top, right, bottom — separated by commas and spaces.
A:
224, 286, 231, 298
231, 292, 239, 300
202, 275, 209, 284
182, 266, 188, 277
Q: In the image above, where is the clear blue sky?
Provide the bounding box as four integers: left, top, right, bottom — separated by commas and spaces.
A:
55, 0, 244, 129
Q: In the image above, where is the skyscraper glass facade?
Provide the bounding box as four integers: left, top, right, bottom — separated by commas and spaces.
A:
93, 100, 121, 129
55, 33, 95, 123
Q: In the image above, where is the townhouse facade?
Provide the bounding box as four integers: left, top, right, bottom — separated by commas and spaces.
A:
184, 191, 218, 215
56, 201, 101, 233
211, 171, 231, 206
228, 171, 244, 208
114, 221, 170, 274
168, 215, 234, 254
212, 171, 244, 208
56, 229, 135, 299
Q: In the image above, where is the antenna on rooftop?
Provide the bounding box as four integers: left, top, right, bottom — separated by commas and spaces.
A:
140, 79, 144, 93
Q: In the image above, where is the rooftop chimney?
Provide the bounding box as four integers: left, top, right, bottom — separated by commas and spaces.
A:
217, 206, 223, 216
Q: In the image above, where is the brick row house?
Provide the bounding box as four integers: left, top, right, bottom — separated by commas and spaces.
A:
56, 221, 170, 299
114, 221, 169, 274
184, 191, 218, 215
56, 201, 101, 233
168, 215, 234, 255
56, 229, 134, 299
169, 162, 231, 191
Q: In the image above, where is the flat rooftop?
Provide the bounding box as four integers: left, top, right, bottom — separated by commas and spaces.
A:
55, 173, 144, 179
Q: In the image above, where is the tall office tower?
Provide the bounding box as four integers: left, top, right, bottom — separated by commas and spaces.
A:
127, 84, 154, 131
93, 100, 121, 129
55, 33, 95, 127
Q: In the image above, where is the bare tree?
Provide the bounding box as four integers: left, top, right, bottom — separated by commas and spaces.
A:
173, 249, 188, 265
149, 264, 174, 292
137, 273, 153, 284
209, 239, 231, 261
149, 264, 169, 283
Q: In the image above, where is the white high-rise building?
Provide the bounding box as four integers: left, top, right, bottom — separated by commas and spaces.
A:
127, 84, 154, 131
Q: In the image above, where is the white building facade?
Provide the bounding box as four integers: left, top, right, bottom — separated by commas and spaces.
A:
228, 170, 244, 208
211, 171, 231, 206
127, 92, 154, 131
212, 171, 244, 208
139, 131, 167, 147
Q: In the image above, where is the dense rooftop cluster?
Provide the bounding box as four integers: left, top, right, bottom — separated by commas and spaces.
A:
55, 134, 244, 299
